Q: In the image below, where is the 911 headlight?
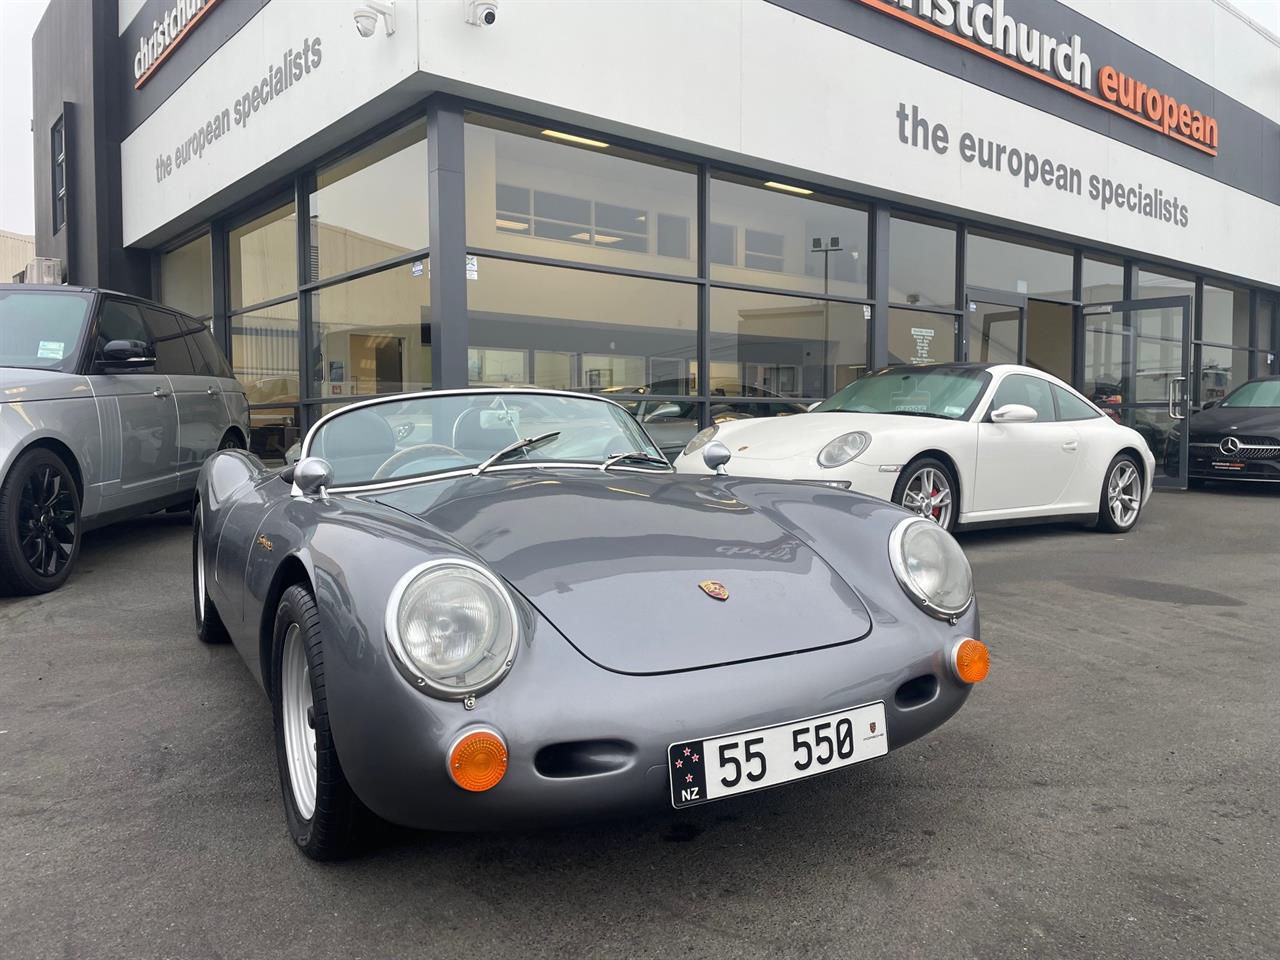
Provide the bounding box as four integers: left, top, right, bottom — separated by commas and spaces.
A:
385, 559, 519, 698
888, 517, 973, 619
683, 425, 718, 457
817, 431, 871, 468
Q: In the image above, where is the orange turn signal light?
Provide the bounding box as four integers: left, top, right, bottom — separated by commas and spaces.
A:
951, 638, 990, 685
448, 728, 508, 792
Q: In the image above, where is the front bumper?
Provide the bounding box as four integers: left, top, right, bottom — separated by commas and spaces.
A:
325, 605, 979, 831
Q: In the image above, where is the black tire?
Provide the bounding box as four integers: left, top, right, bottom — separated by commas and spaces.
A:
1096, 453, 1145, 533
0, 447, 82, 596
271, 584, 362, 860
192, 506, 229, 643
891, 456, 959, 533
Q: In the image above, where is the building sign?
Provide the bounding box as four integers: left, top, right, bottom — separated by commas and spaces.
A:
133, 0, 222, 90
862, 0, 1219, 156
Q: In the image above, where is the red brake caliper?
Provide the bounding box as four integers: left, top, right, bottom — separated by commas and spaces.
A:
931, 482, 941, 520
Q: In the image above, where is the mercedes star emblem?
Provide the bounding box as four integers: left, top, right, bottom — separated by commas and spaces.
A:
1219, 436, 1241, 456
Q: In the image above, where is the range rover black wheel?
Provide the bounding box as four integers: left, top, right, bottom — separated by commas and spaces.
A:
271, 584, 363, 860
0, 448, 82, 596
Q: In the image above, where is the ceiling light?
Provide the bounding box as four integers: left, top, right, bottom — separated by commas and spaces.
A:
593, 234, 623, 244
495, 218, 529, 231
542, 129, 610, 149
764, 180, 813, 195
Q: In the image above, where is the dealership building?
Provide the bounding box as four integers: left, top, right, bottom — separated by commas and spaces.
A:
29, 0, 1280, 479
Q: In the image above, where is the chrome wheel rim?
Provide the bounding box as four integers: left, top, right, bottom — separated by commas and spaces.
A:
195, 513, 206, 624
281, 624, 317, 820
18, 463, 77, 578
1108, 461, 1141, 528
901, 467, 953, 527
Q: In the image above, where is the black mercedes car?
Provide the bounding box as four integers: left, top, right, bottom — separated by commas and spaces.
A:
1176, 376, 1280, 485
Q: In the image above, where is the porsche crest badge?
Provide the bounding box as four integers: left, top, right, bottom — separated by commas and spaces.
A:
256, 534, 273, 552
698, 580, 729, 601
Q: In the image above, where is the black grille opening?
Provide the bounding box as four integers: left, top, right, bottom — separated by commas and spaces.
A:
894, 674, 939, 709
534, 739, 636, 779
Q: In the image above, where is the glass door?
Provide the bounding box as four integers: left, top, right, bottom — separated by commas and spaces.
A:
1082, 296, 1192, 490
966, 288, 1025, 365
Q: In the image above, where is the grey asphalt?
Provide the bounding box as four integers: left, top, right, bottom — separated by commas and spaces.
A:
1, 486, 1277, 960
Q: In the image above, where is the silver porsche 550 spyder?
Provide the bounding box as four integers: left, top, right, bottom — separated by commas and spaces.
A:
193, 387, 989, 859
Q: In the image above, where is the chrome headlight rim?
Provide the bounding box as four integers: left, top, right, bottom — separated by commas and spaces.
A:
683, 424, 719, 457
817, 430, 872, 469
384, 557, 521, 700
887, 516, 974, 621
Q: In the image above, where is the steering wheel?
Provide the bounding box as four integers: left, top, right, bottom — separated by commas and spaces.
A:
372, 443, 467, 480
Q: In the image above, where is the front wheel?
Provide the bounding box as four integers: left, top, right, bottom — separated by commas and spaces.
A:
192, 506, 229, 643
0, 448, 82, 595
1096, 454, 1144, 533
271, 584, 362, 860
892, 457, 958, 532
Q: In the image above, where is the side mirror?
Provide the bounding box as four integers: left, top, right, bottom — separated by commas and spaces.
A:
284, 441, 302, 465
292, 457, 333, 497
991, 403, 1039, 424
99, 339, 155, 368
643, 403, 682, 421
702, 440, 732, 475
1201, 399, 1217, 410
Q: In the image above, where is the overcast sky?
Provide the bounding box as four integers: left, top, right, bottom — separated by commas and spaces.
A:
1, 0, 1279, 237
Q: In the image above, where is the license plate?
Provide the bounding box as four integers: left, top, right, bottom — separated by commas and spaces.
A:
668, 702, 888, 808
1212, 461, 1245, 471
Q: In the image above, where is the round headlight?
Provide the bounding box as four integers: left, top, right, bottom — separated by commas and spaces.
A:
385, 559, 519, 698
817, 431, 871, 468
888, 517, 973, 619
683, 425, 718, 457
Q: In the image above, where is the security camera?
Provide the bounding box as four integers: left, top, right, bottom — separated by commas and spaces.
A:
466, 0, 498, 26
354, 0, 396, 37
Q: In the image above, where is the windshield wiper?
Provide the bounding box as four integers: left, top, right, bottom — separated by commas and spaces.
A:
885, 410, 953, 420
600, 451, 671, 471
474, 431, 561, 475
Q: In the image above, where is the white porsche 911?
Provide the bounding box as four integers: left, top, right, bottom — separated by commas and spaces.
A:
673, 363, 1155, 534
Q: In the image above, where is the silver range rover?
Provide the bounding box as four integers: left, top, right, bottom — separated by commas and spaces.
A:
0, 285, 249, 594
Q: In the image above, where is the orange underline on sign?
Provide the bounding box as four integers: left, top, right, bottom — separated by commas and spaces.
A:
854, 0, 1218, 157
134, 0, 223, 91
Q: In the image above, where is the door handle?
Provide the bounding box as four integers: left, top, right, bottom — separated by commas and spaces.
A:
1169, 376, 1188, 420
153, 388, 170, 399
1062, 440, 1078, 451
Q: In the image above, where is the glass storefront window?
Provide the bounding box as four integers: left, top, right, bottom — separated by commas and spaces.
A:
1081, 256, 1123, 304
709, 174, 868, 298
230, 203, 298, 310
309, 262, 432, 397
1199, 345, 1251, 405
1137, 267, 1194, 322
888, 308, 954, 365
309, 120, 428, 282
890, 215, 955, 308
1200, 283, 1250, 347
232, 300, 300, 406
247, 406, 302, 465
158, 234, 212, 318
967, 231, 1071, 299
1026, 301, 1074, 383
1258, 299, 1274, 355
464, 114, 697, 276
709, 289, 868, 399
970, 302, 1020, 364
467, 257, 696, 393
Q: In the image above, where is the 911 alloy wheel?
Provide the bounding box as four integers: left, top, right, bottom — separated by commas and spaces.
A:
893, 457, 957, 532
1097, 454, 1143, 533
0, 448, 82, 595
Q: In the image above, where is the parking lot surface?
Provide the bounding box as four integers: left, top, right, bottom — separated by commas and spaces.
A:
1, 486, 1277, 960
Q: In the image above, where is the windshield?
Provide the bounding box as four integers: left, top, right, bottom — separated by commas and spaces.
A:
1219, 380, 1280, 409
0, 289, 93, 372
308, 392, 667, 486
814, 367, 991, 419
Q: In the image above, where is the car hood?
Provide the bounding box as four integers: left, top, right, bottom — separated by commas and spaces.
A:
0, 367, 88, 403
711, 412, 961, 461
1185, 404, 1280, 438
373, 470, 872, 675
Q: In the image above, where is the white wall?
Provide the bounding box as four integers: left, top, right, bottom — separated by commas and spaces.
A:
1060, 0, 1280, 125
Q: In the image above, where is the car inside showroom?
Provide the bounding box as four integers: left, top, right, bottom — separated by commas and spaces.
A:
1, 0, 1278, 957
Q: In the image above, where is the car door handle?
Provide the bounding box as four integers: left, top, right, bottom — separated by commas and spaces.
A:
153, 388, 170, 399
1062, 440, 1078, 451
